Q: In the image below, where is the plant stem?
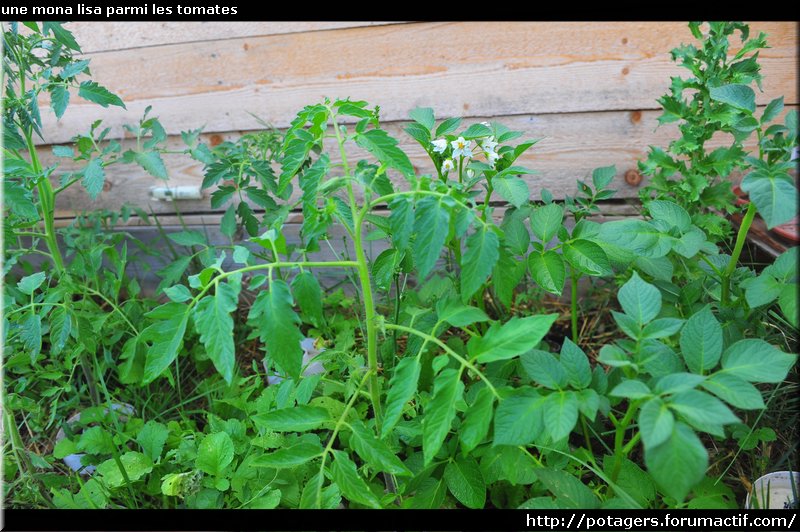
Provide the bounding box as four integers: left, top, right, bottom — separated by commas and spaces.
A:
610, 401, 639, 485
2, 404, 55, 507
571, 270, 579, 344
720, 201, 757, 306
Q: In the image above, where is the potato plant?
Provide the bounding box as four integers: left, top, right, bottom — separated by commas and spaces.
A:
1, 20, 797, 510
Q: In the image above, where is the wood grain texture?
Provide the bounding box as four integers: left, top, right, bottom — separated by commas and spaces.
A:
45, 105, 794, 220
36, 21, 797, 145
67, 21, 409, 53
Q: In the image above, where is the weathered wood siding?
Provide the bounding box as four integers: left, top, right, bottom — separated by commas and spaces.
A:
39, 21, 797, 224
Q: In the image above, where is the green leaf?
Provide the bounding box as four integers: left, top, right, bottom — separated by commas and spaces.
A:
134, 151, 168, 180
141, 305, 190, 384
412, 196, 450, 279
528, 251, 566, 296
444, 456, 486, 509
610, 380, 652, 400
530, 203, 563, 243
641, 317, 684, 339
618, 272, 661, 324
639, 397, 674, 450
563, 239, 611, 276
50, 85, 69, 120
77, 426, 114, 455
521, 350, 567, 390
249, 280, 304, 379
331, 450, 382, 508
779, 283, 798, 328
17, 272, 46, 295
60, 59, 90, 79
52, 145, 75, 158
535, 468, 600, 509
598, 219, 672, 258
679, 307, 722, 373
493, 389, 545, 446
193, 282, 239, 384
559, 338, 592, 389
422, 368, 464, 465
252, 441, 323, 468
741, 171, 798, 229
78, 81, 125, 109
389, 198, 414, 251
719, 339, 797, 383
435, 117, 462, 137
355, 129, 414, 178
459, 387, 495, 453
645, 422, 708, 502
762, 96, 784, 124
700, 374, 765, 410
493, 177, 530, 208
136, 421, 169, 461
349, 420, 411, 476
592, 165, 616, 190
291, 271, 324, 328
43, 22, 81, 51
460, 227, 499, 301
709, 84, 755, 113
4, 180, 38, 220
648, 200, 691, 232
653, 373, 705, 395
469, 314, 558, 364
254, 405, 330, 432
437, 300, 489, 328
53, 438, 78, 460
96, 452, 153, 488
409, 107, 435, 130
82, 159, 105, 200
382, 357, 421, 438
743, 275, 782, 308
542, 390, 579, 442
669, 390, 739, 437
167, 230, 207, 247
164, 285, 192, 303
196, 432, 234, 477
21, 315, 42, 362
49, 307, 72, 356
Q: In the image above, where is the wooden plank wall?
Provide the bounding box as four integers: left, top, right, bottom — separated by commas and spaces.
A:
33, 21, 797, 225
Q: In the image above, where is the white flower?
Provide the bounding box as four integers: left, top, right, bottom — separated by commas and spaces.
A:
482, 136, 498, 152
484, 150, 500, 166
431, 138, 448, 154
480, 121, 491, 127
441, 158, 455, 174
451, 137, 473, 159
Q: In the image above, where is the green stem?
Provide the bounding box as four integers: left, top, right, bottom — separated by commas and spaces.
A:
25, 132, 64, 272
571, 270, 579, 344
720, 201, 757, 306
610, 401, 640, 485
3, 404, 55, 507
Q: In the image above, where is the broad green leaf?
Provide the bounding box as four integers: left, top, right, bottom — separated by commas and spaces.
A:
648, 200, 691, 232
136, 421, 169, 461
78, 81, 125, 108
141, 305, 190, 384
559, 338, 592, 389
610, 380, 652, 399
249, 280, 304, 379
641, 317, 684, 339
528, 251, 566, 296
597, 344, 635, 369
4, 181, 38, 220
741, 171, 798, 229
291, 271, 324, 328
653, 373, 706, 395
21, 315, 42, 362
679, 307, 722, 373
164, 285, 192, 303
493, 177, 529, 208
459, 387, 494, 453
161, 472, 195, 497
412, 196, 450, 279
444, 456, 486, 509
254, 405, 330, 432
167, 230, 207, 247
252, 441, 323, 468
742, 274, 781, 308
331, 450, 382, 508
17, 272, 46, 295
437, 300, 489, 328
535, 468, 600, 509
761, 96, 784, 124
700, 374, 765, 410
349, 421, 411, 476
49, 307, 72, 356
618, 272, 661, 324
469, 314, 557, 363
82, 159, 105, 200
50, 85, 69, 119
530, 203, 563, 243
668, 390, 738, 437
77, 426, 114, 455
493, 389, 545, 446
598, 219, 672, 258
355, 129, 414, 178
196, 432, 234, 477
134, 151, 168, 180
193, 282, 240, 384
408, 107, 435, 130
53, 439, 78, 460
388, 198, 414, 251
60, 59, 90, 79
639, 397, 674, 450
563, 239, 611, 276
645, 422, 708, 502
591, 165, 616, 190
719, 339, 796, 383
435, 117, 462, 137
460, 227, 499, 301
779, 283, 798, 328
96, 452, 153, 488
521, 350, 567, 390
542, 390, 579, 442
381, 357, 421, 438
709, 84, 755, 113
422, 368, 464, 464
493, 247, 527, 308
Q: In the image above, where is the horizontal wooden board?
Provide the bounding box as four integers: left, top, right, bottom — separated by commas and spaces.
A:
66, 22, 409, 54
43, 105, 795, 220
36, 21, 797, 145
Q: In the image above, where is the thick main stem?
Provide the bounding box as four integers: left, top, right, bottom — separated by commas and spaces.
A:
720, 201, 757, 306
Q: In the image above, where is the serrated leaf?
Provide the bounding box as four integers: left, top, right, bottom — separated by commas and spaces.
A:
21, 315, 42, 362
355, 129, 414, 178
469, 314, 557, 364
134, 151, 168, 180
252, 441, 323, 468
196, 432, 234, 477
645, 422, 707, 502
60, 59, 90, 79
17, 272, 46, 295
96, 452, 152, 488
78, 81, 125, 109
528, 251, 566, 295
444, 456, 485, 508
77, 426, 114, 455
49, 307, 72, 356
50, 85, 69, 119
291, 271, 324, 328
141, 305, 190, 384
348, 420, 411, 476
136, 421, 169, 461
82, 159, 105, 200
412, 196, 449, 279
331, 450, 382, 508
249, 280, 304, 379
422, 368, 464, 464
460, 227, 499, 301
254, 405, 329, 432
382, 356, 421, 438
167, 230, 207, 247
679, 307, 722, 373
193, 282, 239, 384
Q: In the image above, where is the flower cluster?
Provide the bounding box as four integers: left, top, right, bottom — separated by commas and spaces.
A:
431, 124, 501, 176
